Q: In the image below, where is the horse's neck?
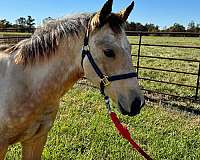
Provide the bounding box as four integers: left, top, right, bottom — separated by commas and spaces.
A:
30, 33, 84, 102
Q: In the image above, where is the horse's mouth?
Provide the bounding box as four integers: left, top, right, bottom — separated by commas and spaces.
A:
118, 102, 141, 116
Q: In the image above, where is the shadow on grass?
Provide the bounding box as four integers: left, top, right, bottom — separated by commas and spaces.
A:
145, 95, 200, 116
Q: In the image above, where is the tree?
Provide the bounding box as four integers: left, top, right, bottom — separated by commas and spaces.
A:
187, 21, 200, 33
26, 16, 35, 32
196, 24, 200, 33
43, 17, 54, 24
15, 16, 35, 32
145, 23, 159, 32
15, 17, 26, 32
135, 23, 146, 31
126, 22, 136, 31
0, 19, 12, 28
167, 23, 185, 32
126, 22, 147, 31
187, 21, 196, 32
16, 17, 26, 27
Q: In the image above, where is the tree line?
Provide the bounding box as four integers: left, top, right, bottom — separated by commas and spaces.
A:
0, 16, 35, 33
126, 21, 200, 34
0, 16, 200, 35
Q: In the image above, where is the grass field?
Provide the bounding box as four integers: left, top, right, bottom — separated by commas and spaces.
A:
5, 36, 200, 160
0, 32, 31, 36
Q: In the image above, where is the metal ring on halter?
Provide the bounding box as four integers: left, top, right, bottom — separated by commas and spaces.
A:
82, 45, 90, 51
101, 75, 111, 87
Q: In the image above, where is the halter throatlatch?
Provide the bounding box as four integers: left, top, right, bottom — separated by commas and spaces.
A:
81, 22, 152, 160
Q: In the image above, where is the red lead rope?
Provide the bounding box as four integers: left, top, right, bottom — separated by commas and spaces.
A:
109, 112, 153, 160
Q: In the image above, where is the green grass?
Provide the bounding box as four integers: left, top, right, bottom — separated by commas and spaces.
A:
5, 36, 200, 159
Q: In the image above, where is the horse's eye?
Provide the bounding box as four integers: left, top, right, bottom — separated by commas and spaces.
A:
103, 49, 115, 58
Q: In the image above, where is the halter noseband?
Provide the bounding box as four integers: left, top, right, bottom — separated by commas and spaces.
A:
81, 23, 137, 98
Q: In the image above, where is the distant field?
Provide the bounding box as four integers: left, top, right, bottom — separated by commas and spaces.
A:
0, 32, 32, 36
4, 36, 200, 160
0, 32, 31, 45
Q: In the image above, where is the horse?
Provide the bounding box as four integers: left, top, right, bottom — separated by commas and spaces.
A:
0, 0, 144, 159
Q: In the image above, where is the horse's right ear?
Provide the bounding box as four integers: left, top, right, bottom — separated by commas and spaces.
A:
99, 0, 113, 24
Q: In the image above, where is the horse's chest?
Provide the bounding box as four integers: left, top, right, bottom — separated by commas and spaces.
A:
17, 108, 58, 143
2, 103, 58, 144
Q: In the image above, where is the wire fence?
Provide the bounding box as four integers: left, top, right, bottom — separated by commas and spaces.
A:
0, 28, 35, 33
0, 36, 30, 44
127, 31, 200, 104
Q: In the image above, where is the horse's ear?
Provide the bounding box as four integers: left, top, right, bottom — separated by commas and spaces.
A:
117, 1, 134, 22
99, 0, 113, 24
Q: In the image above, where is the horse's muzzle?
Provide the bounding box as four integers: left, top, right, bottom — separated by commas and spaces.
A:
118, 97, 145, 116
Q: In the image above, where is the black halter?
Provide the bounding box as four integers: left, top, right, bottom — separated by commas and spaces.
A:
81, 25, 137, 98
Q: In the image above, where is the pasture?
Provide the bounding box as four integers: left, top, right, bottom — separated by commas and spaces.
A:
0, 32, 31, 36
4, 36, 200, 159
0, 32, 31, 45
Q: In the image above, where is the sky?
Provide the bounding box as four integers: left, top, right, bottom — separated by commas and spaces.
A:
0, 0, 199, 29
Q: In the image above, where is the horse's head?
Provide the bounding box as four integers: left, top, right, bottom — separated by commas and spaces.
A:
83, 0, 144, 116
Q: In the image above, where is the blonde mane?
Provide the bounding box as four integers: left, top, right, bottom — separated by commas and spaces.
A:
6, 12, 124, 65
7, 13, 91, 65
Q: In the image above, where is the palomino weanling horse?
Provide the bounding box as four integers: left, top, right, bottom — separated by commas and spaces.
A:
0, 0, 144, 159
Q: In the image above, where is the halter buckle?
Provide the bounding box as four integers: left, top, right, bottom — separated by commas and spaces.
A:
101, 75, 111, 87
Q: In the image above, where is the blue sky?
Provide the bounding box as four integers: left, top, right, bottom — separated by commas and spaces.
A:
0, 0, 199, 29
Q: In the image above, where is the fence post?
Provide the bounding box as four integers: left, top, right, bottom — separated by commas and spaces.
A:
136, 32, 142, 78
195, 63, 200, 100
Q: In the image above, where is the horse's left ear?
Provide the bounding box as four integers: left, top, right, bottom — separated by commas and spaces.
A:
117, 1, 134, 22
91, 0, 113, 29
99, 0, 113, 24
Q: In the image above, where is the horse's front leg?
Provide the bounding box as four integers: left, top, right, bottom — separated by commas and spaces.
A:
0, 144, 8, 160
21, 105, 59, 160
21, 134, 47, 160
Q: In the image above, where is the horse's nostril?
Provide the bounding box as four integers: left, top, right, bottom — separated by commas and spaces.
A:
132, 97, 141, 108
118, 96, 144, 116
131, 97, 141, 114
